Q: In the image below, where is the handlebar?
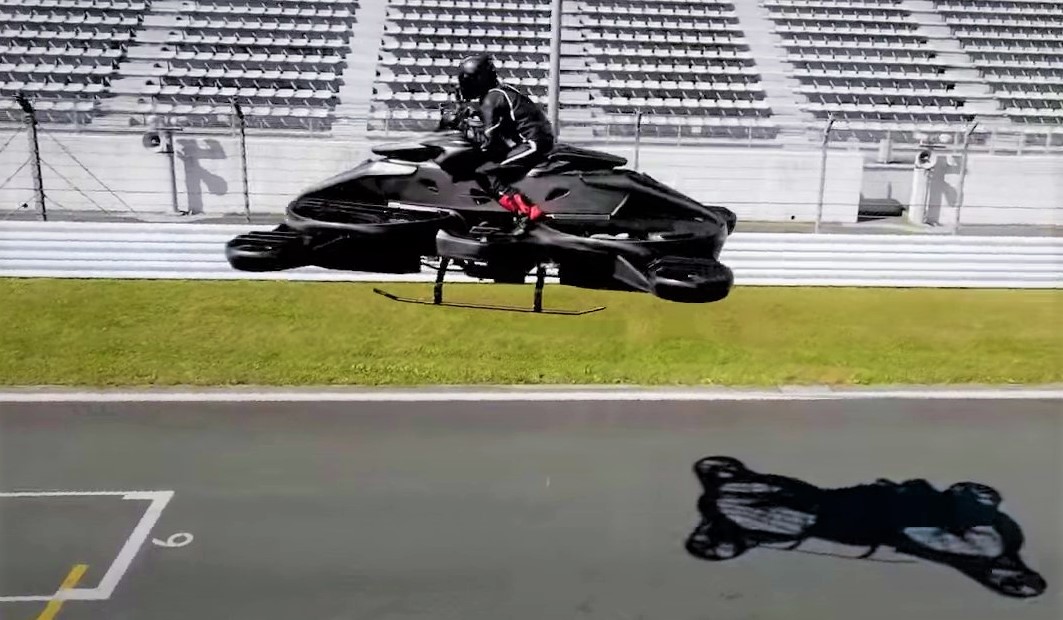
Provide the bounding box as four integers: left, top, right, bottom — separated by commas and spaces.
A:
436, 98, 481, 132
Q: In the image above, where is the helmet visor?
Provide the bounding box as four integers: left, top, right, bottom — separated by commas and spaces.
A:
458, 74, 487, 100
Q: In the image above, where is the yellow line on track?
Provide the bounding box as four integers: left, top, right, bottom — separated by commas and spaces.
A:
35, 564, 88, 620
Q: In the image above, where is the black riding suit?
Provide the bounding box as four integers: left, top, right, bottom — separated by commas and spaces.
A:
467, 82, 555, 199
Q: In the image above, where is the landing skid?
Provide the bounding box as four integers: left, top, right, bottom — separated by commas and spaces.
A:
372, 258, 606, 316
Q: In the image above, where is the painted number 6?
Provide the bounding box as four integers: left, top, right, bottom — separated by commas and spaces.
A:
152, 532, 194, 548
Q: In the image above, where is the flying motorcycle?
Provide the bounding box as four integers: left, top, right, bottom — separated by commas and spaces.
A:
225, 100, 737, 314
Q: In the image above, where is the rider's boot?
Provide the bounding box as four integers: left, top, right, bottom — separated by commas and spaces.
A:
499, 192, 544, 236
511, 192, 544, 221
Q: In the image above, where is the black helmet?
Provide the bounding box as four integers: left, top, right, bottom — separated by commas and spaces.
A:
456, 54, 498, 100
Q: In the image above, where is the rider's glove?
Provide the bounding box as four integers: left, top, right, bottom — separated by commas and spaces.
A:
462, 116, 486, 147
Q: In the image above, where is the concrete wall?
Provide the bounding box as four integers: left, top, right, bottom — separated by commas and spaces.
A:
855, 154, 1062, 226
0, 132, 866, 222
954, 155, 1062, 226
623, 145, 865, 223
1, 130, 1059, 226
859, 164, 911, 215
918, 154, 1063, 227
0, 131, 372, 219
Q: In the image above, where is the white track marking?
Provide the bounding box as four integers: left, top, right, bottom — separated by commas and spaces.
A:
0, 388, 1059, 402
83, 491, 174, 601
0, 491, 134, 498
152, 533, 193, 548
0, 490, 174, 602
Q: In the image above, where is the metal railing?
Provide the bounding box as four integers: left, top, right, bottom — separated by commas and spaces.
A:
2, 104, 1062, 153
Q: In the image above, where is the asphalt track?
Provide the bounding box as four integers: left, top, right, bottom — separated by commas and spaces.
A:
0, 395, 1060, 620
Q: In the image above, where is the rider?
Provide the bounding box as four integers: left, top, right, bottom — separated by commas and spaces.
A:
455, 54, 555, 231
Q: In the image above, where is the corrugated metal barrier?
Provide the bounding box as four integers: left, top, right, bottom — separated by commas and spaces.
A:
1, 222, 1060, 288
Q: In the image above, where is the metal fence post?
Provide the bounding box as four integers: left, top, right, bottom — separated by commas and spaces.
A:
633, 109, 642, 171
16, 95, 46, 221
232, 100, 251, 222
547, 0, 562, 139
814, 114, 835, 234
952, 121, 978, 235
164, 127, 180, 215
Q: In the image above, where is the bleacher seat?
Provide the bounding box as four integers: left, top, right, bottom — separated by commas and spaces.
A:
762, 0, 967, 125
130, 0, 358, 130
2, 0, 1056, 140
577, 1, 775, 140
371, 0, 776, 138
0, 0, 151, 124
933, 0, 1063, 125
371, 0, 555, 132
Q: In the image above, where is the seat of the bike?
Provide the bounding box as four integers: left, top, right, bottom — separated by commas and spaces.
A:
370, 142, 443, 161
371, 137, 628, 172
530, 145, 628, 175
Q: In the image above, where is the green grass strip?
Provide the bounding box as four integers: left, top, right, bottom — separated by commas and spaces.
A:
1, 279, 1060, 387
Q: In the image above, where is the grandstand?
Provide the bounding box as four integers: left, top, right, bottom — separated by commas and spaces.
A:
111, 0, 361, 131
0, 0, 152, 125
935, 0, 1063, 126
0, 0, 1060, 144
578, 0, 778, 140
371, 0, 553, 133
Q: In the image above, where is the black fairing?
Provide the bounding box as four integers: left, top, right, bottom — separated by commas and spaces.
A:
528, 144, 629, 174
299, 131, 731, 232
369, 143, 443, 162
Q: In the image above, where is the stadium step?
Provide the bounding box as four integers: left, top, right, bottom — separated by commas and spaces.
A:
729, 0, 815, 129
903, 0, 1004, 121
334, 0, 391, 139
904, 0, 938, 12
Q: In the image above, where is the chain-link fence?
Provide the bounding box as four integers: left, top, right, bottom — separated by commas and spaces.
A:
1, 105, 1060, 232
2, 105, 1062, 152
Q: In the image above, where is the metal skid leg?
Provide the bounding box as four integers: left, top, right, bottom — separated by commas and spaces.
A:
533, 265, 545, 313
433, 257, 449, 305
372, 261, 605, 316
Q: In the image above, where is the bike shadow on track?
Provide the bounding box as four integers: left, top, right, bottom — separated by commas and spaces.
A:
684, 456, 1048, 599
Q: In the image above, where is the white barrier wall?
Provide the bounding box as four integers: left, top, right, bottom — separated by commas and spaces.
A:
1, 132, 175, 214
1, 130, 1060, 226
0, 132, 374, 217
864, 152, 1063, 227
954, 156, 1062, 226
2, 222, 1059, 288
1, 131, 864, 222
858, 164, 910, 214
631, 145, 865, 223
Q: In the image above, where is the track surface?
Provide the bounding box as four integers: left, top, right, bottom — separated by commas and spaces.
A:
0, 398, 1060, 619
